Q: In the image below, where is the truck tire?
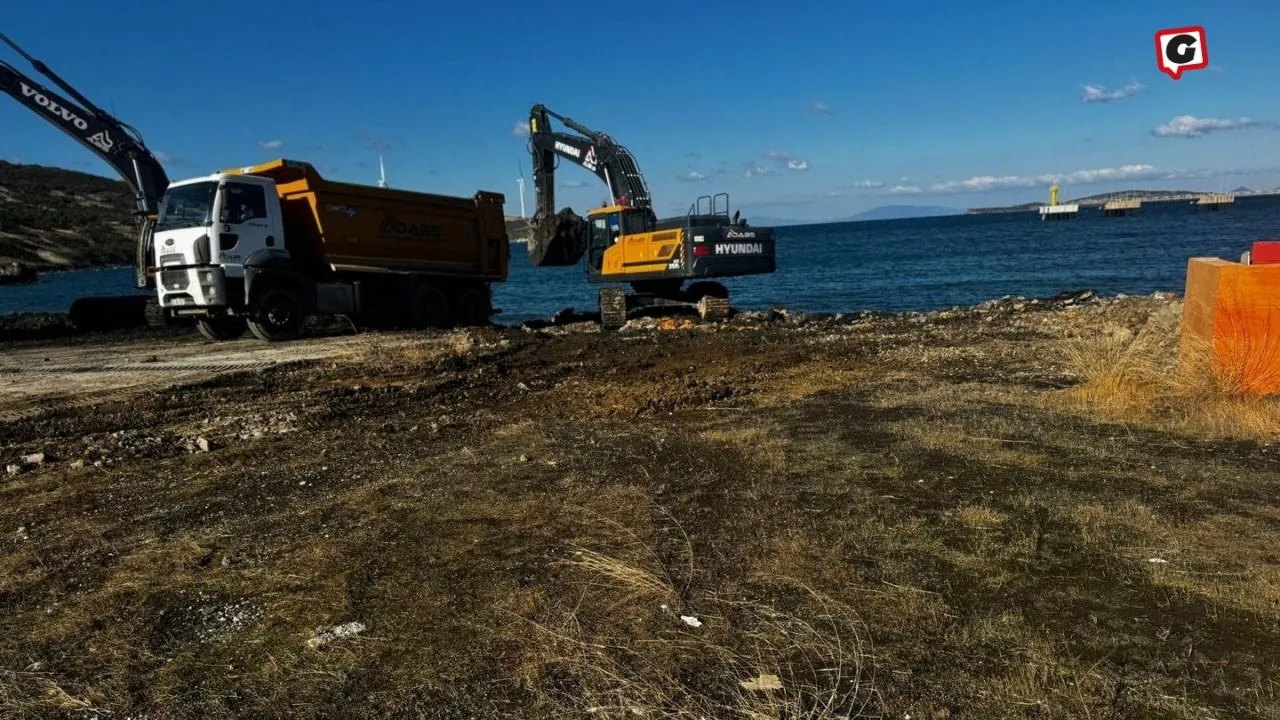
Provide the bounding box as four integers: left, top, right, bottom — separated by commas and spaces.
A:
412, 284, 453, 329
144, 299, 169, 328
197, 317, 248, 341
247, 287, 305, 342
453, 287, 491, 327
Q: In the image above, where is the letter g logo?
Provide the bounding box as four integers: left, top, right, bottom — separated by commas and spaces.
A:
1155, 26, 1208, 80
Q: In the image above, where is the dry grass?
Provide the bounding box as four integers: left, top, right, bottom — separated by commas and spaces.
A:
516, 506, 876, 719
751, 361, 866, 408
347, 328, 496, 374
1058, 306, 1280, 439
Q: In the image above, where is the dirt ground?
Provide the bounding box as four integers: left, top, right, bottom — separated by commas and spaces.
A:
1, 292, 1277, 719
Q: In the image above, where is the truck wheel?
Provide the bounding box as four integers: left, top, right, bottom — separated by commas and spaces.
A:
453, 287, 491, 327
197, 317, 248, 341
144, 299, 169, 328
412, 284, 453, 329
247, 288, 304, 341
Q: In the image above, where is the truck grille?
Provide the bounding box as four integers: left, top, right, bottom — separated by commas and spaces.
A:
161, 269, 190, 291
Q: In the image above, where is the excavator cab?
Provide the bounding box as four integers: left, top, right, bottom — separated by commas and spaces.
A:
585, 205, 653, 270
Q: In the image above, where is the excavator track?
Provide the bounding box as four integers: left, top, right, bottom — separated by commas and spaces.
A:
599, 288, 628, 329
697, 295, 731, 321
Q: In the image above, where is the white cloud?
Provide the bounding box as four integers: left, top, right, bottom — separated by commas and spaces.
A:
854, 163, 1277, 196
743, 162, 775, 178
677, 171, 710, 182
849, 180, 884, 190
762, 150, 811, 172
1152, 115, 1267, 138
811, 101, 834, 115
1081, 81, 1144, 103
513, 120, 531, 137
259, 139, 283, 150
927, 164, 1170, 193
154, 150, 189, 167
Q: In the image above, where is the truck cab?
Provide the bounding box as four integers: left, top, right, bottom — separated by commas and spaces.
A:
153, 172, 284, 313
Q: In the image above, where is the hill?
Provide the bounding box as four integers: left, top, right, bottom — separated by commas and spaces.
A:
505, 216, 532, 243
0, 161, 137, 270
966, 188, 1261, 215
838, 204, 962, 222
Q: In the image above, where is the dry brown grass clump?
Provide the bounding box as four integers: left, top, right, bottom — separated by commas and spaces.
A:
514, 506, 876, 719
1059, 306, 1280, 439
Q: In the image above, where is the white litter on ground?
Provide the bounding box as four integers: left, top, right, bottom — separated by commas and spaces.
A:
307, 621, 367, 649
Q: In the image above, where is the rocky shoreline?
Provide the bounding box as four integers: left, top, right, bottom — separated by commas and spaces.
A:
0, 287, 1130, 345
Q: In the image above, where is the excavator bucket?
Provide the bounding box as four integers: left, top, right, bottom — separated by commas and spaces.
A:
528, 208, 588, 267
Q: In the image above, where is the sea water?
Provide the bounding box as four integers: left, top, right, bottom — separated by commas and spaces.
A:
3, 196, 1276, 326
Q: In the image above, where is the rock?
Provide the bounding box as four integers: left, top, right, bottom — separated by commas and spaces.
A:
69, 459, 85, 470
195, 437, 212, 453
5, 464, 21, 476
21, 452, 46, 465
621, 317, 659, 332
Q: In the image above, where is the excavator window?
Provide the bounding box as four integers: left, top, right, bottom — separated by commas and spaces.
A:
588, 216, 613, 270
622, 210, 650, 235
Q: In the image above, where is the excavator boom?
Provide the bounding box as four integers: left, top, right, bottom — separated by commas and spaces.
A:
525, 104, 655, 267
0, 32, 168, 288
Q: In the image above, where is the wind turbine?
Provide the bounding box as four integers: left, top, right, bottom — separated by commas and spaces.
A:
516, 158, 528, 218
378, 155, 387, 188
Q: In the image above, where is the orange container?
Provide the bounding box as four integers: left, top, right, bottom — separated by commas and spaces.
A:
1180, 257, 1280, 395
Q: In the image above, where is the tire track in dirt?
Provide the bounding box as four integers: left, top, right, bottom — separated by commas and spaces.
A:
0, 334, 402, 424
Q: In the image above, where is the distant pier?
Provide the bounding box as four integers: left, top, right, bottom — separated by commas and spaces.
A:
1195, 193, 1235, 211
1039, 204, 1079, 221
1103, 198, 1142, 217
1038, 182, 1078, 221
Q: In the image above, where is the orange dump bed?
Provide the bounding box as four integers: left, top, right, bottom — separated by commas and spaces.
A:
231, 159, 508, 280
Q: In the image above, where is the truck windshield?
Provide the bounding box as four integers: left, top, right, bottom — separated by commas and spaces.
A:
156, 182, 216, 231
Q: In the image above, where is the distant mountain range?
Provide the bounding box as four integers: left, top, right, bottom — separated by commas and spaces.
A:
967, 187, 1280, 215
838, 205, 963, 222
744, 205, 963, 227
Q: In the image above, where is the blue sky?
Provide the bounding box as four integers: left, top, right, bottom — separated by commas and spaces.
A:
3, 0, 1277, 222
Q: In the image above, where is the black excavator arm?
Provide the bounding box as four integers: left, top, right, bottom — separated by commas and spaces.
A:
525, 104, 656, 267
0, 32, 169, 288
